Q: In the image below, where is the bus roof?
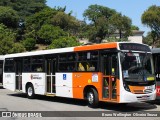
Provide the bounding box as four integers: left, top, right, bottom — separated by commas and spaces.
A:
4, 42, 118, 58
151, 48, 160, 54
4, 42, 149, 58
4, 47, 74, 58
74, 42, 117, 51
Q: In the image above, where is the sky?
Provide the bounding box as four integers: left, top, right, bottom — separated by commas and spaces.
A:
46, 0, 160, 36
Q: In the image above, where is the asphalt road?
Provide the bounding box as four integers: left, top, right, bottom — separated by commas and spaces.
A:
0, 86, 160, 120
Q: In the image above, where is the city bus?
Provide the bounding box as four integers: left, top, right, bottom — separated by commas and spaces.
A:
3, 42, 156, 107
151, 48, 160, 99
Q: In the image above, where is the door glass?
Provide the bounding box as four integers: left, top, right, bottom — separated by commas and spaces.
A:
111, 54, 118, 99
46, 58, 56, 93
102, 53, 118, 100
102, 54, 110, 98
15, 61, 22, 90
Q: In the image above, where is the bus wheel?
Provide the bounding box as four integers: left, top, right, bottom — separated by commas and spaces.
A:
27, 84, 35, 99
87, 88, 99, 108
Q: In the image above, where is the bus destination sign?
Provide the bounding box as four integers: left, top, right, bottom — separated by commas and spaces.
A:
119, 43, 151, 52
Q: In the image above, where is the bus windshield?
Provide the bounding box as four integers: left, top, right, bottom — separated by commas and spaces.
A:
121, 52, 154, 82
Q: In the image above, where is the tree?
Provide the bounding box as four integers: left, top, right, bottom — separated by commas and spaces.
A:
48, 37, 81, 49
0, 24, 25, 54
142, 5, 160, 45
131, 25, 139, 30
143, 31, 160, 47
11, 43, 26, 53
83, 4, 132, 42
37, 24, 67, 44
22, 38, 36, 51
0, 0, 47, 18
0, 6, 19, 28
52, 11, 80, 36
109, 13, 132, 38
83, 4, 116, 24
83, 4, 117, 42
25, 8, 57, 40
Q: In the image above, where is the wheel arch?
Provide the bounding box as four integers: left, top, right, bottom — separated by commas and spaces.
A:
83, 85, 98, 99
25, 82, 34, 93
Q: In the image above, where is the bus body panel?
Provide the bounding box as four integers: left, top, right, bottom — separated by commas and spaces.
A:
72, 72, 102, 99
22, 73, 46, 95
55, 73, 73, 98
3, 73, 16, 91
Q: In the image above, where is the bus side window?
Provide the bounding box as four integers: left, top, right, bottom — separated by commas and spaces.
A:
58, 53, 76, 72
77, 51, 98, 72
31, 56, 44, 72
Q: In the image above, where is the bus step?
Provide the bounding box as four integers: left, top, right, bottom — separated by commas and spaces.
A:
46, 93, 56, 97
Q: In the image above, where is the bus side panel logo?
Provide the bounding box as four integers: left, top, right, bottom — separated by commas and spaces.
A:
63, 74, 67, 80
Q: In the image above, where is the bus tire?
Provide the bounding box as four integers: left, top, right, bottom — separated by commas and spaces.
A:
27, 84, 35, 99
87, 88, 99, 108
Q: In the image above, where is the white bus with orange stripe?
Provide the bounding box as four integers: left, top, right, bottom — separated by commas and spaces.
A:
3, 42, 156, 107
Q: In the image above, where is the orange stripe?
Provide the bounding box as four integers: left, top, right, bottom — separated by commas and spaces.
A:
74, 43, 117, 52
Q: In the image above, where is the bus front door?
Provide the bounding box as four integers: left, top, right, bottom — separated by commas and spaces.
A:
102, 53, 118, 101
15, 60, 22, 91
46, 58, 56, 94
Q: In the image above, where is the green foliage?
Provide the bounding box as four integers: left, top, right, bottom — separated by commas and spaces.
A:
0, 6, 19, 28
0, 0, 47, 18
37, 24, 67, 44
131, 25, 139, 30
142, 5, 160, 40
83, 4, 132, 42
25, 8, 58, 42
109, 13, 132, 38
143, 32, 153, 46
83, 4, 116, 23
52, 11, 80, 35
106, 37, 129, 42
22, 38, 36, 51
0, 24, 25, 54
11, 43, 26, 53
48, 37, 81, 49
26, 7, 57, 31
143, 31, 160, 47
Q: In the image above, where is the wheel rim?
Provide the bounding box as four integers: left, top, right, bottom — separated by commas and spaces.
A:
87, 92, 94, 104
28, 87, 33, 96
